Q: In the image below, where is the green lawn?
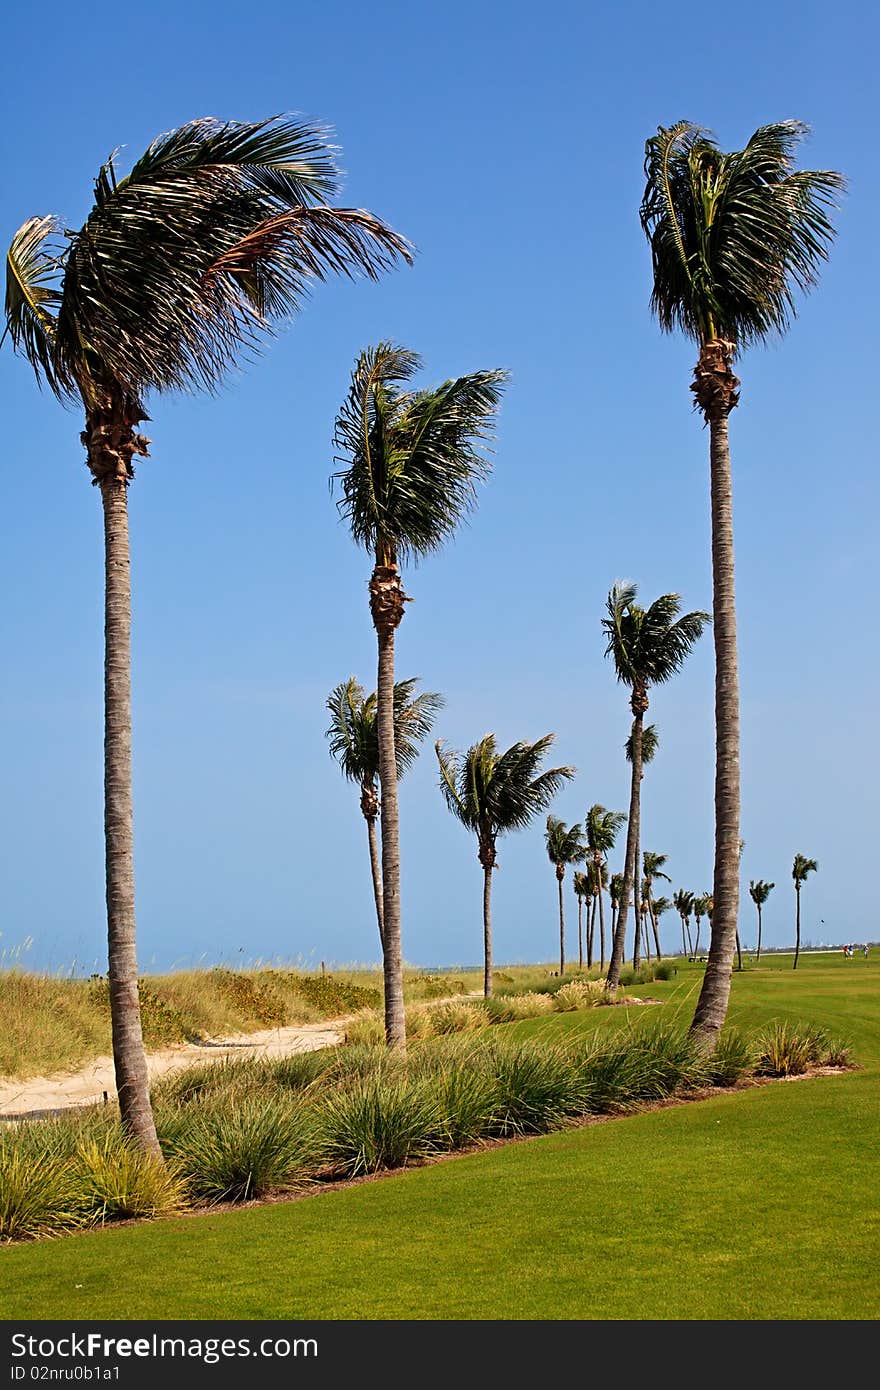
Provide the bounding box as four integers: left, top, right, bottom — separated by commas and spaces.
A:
2, 953, 878, 1320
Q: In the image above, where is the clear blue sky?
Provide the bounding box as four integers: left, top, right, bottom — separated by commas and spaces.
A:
1, 1, 876, 972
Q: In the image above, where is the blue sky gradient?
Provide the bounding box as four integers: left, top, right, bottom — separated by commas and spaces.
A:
1, 1, 876, 972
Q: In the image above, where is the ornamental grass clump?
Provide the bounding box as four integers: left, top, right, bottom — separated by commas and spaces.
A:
483, 1041, 583, 1136
318, 1073, 443, 1177
159, 1097, 321, 1202
705, 1028, 755, 1087
484, 992, 557, 1024
553, 980, 606, 1012
76, 1134, 186, 1222
0, 1146, 82, 1242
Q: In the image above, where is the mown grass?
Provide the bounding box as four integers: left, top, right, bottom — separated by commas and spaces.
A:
0, 953, 875, 1319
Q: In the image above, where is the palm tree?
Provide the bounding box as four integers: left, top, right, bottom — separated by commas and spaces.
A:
609, 873, 625, 967
545, 816, 587, 978
674, 889, 695, 957
652, 896, 673, 954
585, 804, 627, 975
326, 677, 443, 949
2, 116, 409, 1153
749, 879, 775, 963
692, 893, 711, 957
585, 857, 608, 969
436, 735, 573, 997
602, 583, 709, 990
573, 870, 590, 970
643, 851, 671, 958
640, 120, 843, 1042
334, 347, 506, 1047
625, 725, 658, 968
792, 856, 818, 970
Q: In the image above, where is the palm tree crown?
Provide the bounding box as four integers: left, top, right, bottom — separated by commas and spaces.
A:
326, 677, 443, 786
5, 116, 411, 407
333, 343, 507, 567
436, 734, 573, 867
792, 855, 818, 886
585, 804, 627, 859
626, 723, 659, 766
545, 816, 587, 876
604, 584, 710, 703
639, 120, 844, 352
749, 879, 775, 907
643, 851, 671, 885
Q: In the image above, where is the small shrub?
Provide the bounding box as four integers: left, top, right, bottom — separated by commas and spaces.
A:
627, 1026, 706, 1097
650, 960, 677, 981
344, 1011, 385, 1047
705, 1029, 755, 1087
210, 969, 288, 1027
319, 1075, 442, 1177
822, 1037, 853, 1069
553, 980, 605, 1012
160, 1098, 320, 1202
485, 992, 556, 1024
0, 1146, 82, 1242
428, 1000, 489, 1035
76, 1135, 186, 1222
278, 972, 380, 1014
755, 1022, 821, 1077
485, 1041, 582, 1136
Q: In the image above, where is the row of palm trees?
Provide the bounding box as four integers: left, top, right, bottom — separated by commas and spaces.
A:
3, 110, 843, 1154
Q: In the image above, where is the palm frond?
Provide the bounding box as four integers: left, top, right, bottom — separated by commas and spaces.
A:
625, 722, 659, 765
333, 345, 507, 561
545, 815, 586, 868
792, 855, 818, 884
327, 676, 439, 786
749, 878, 775, 905
436, 734, 573, 841
641, 119, 845, 348
603, 583, 709, 691
3, 217, 64, 392
48, 116, 411, 400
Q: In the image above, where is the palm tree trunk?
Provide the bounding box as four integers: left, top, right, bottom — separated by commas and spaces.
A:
642, 907, 651, 963
756, 904, 763, 963
633, 826, 642, 971
735, 930, 743, 971
578, 897, 584, 970
364, 810, 385, 953
483, 865, 493, 998
681, 915, 687, 957
371, 561, 406, 1049
588, 896, 597, 968
608, 709, 643, 989
650, 900, 662, 959
557, 871, 566, 977
598, 882, 606, 972
99, 477, 160, 1156
691, 387, 741, 1043
793, 883, 801, 970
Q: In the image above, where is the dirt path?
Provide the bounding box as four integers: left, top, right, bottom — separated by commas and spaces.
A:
0, 1015, 358, 1121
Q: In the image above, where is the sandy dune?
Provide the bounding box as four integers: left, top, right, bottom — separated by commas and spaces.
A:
0, 1016, 355, 1120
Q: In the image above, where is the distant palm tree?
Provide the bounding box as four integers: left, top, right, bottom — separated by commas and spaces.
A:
640, 120, 843, 1042
625, 725, 658, 968
602, 583, 709, 989
652, 897, 673, 954
326, 677, 443, 949
749, 879, 775, 963
674, 889, 695, 957
573, 870, 590, 970
585, 804, 627, 973
609, 873, 625, 965
585, 857, 608, 968
334, 345, 506, 1046
437, 735, 572, 997
692, 894, 711, 957
545, 817, 587, 978
643, 851, 671, 958
792, 856, 818, 970
2, 116, 409, 1153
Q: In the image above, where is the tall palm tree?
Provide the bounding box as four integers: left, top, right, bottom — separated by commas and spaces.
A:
749, 879, 775, 962
625, 724, 658, 968
674, 889, 695, 957
640, 120, 843, 1042
652, 896, 673, 954
436, 735, 573, 997
3, 116, 409, 1153
792, 856, 818, 970
609, 873, 625, 967
643, 850, 671, 958
334, 346, 506, 1047
326, 677, 443, 949
573, 870, 590, 970
602, 583, 709, 990
545, 816, 587, 978
585, 804, 627, 975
